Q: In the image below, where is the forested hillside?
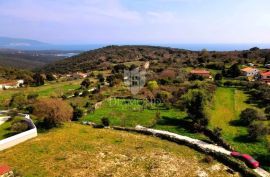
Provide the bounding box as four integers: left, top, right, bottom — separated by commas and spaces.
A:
42, 45, 270, 74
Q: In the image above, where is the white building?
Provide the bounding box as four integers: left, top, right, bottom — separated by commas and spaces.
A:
241, 67, 260, 77
0, 80, 24, 90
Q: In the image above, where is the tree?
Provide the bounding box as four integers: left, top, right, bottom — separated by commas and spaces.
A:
129, 64, 138, 71
101, 117, 110, 127
21, 74, 33, 86
182, 89, 208, 126
97, 73, 105, 83
33, 98, 73, 128
81, 78, 91, 88
227, 63, 241, 78
264, 52, 270, 65
72, 106, 84, 121
214, 73, 223, 81
33, 73, 45, 86
239, 108, 260, 126
248, 123, 268, 141
147, 81, 159, 91
46, 73, 56, 81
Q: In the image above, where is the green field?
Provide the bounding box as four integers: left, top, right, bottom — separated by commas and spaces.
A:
0, 121, 13, 140
208, 87, 270, 170
0, 80, 82, 105
83, 98, 185, 127
0, 123, 235, 177
83, 98, 206, 140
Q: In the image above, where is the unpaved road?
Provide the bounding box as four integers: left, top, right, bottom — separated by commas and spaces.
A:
135, 126, 270, 177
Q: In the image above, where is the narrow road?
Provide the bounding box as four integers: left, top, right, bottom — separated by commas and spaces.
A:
135, 126, 270, 177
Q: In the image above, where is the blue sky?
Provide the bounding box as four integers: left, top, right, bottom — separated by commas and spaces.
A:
0, 0, 269, 44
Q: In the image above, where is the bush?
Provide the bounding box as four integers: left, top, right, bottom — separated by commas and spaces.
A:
33, 98, 73, 128
72, 107, 84, 121
265, 106, 270, 115
101, 117, 110, 127
81, 78, 91, 88
9, 93, 28, 110
248, 123, 268, 141
11, 120, 29, 133
213, 127, 222, 137
239, 108, 260, 126
147, 81, 159, 91
203, 155, 214, 164
214, 73, 223, 81
27, 93, 39, 102
7, 110, 19, 117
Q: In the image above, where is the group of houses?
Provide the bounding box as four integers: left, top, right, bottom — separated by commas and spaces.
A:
189, 67, 270, 84
241, 67, 270, 83
0, 80, 24, 90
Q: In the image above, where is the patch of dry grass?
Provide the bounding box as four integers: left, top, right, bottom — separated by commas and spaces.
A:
0, 123, 238, 177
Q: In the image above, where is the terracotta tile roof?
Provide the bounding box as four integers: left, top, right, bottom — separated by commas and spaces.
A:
190, 70, 210, 74
241, 67, 256, 72
0, 165, 11, 175
0, 81, 17, 86
260, 71, 270, 76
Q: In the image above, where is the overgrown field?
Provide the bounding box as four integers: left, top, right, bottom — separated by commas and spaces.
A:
0, 123, 239, 177
208, 87, 270, 171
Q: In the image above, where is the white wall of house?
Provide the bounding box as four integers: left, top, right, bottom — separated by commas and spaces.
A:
243, 69, 259, 77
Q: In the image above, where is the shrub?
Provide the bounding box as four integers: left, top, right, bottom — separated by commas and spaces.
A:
33, 98, 73, 128
81, 78, 91, 88
248, 123, 268, 141
203, 155, 214, 164
46, 73, 56, 81
11, 120, 29, 133
9, 93, 28, 110
101, 117, 110, 127
74, 91, 80, 97
265, 106, 270, 115
147, 81, 159, 91
27, 93, 39, 102
239, 108, 260, 126
33, 73, 45, 86
214, 73, 223, 81
213, 127, 222, 137
72, 107, 84, 121
7, 110, 19, 117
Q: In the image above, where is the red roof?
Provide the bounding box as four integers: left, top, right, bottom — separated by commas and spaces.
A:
190, 70, 210, 74
0, 165, 11, 175
0, 81, 17, 86
260, 71, 270, 76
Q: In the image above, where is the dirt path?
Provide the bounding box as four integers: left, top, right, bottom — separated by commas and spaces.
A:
134, 126, 270, 177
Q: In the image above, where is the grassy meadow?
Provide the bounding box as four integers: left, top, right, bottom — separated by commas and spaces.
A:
0, 79, 82, 106
0, 123, 239, 177
208, 87, 270, 170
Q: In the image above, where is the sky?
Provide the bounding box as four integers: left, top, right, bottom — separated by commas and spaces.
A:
0, 0, 270, 44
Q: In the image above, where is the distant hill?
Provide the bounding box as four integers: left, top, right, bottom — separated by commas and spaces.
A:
0, 37, 104, 51
0, 37, 50, 50
0, 49, 81, 70
41, 45, 270, 74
